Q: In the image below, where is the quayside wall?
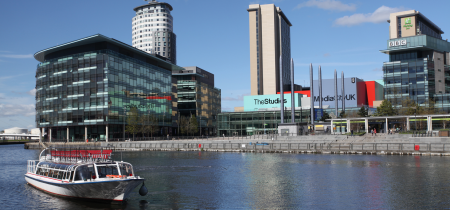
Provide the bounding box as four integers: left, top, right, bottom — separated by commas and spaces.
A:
24, 140, 450, 156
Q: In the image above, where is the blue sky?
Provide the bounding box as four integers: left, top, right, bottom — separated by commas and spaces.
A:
0, 0, 448, 130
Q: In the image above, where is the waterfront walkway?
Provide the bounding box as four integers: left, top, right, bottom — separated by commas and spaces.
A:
25, 134, 450, 156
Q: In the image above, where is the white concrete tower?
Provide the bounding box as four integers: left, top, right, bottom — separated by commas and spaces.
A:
132, 0, 177, 64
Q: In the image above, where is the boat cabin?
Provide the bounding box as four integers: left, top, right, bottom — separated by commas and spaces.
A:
34, 161, 134, 183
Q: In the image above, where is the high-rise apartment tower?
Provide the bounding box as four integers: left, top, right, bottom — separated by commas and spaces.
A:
132, 0, 177, 64
248, 4, 292, 95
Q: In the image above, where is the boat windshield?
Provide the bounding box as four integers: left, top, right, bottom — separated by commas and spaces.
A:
96, 164, 120, 178
74, 165, 95, 181
119, 162, 134, 176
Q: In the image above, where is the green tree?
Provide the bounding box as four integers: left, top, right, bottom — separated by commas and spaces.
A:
374, 100, 396, 116
357, 106, 368, 117
189, 115, 199, 136
140, 114, 159, 138
179, 116, 190, 136
320, 112, 331, 121
339, 111, 347, 118
125, 107, 140, 141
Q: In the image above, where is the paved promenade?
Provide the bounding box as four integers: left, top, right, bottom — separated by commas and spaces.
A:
24, 133, 450, 156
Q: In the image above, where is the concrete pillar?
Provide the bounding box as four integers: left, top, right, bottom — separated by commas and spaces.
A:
85, 126, 87, 140
365, 118, 369, 133
385, 118, 388, 133
429, 116, 433, 132
106, 125, 109, 142
49, 128, 52, 142
407, 117, 410, 131
67, 127, 69, 143
347, 119, 350, 133
39, 128, 43, 143
331, 119, 334, 134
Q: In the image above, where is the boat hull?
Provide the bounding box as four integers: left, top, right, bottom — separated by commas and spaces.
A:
25, 173, 144, 202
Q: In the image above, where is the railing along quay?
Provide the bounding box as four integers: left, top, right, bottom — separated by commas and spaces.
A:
106, 142, 450, 155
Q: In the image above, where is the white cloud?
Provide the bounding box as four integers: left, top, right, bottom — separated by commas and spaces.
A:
0, 54, 33, 58
334, 6, 405, 26
372, 67, 382, 71
0, 104, 35, 117
296, 0, 356, 11
27, 89, 36, 96
323, 53, 331, 57
222, 93, 250, 101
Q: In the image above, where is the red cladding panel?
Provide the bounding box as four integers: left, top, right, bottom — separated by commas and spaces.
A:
276, 90, 310, 97
356, 82, 367, 106
364, 81, 376, 107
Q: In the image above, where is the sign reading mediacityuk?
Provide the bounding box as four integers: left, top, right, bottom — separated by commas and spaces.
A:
312, 78, 361, 108
243, 93, 302, 111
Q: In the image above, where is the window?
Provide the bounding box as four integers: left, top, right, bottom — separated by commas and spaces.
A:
164, 42, 166, 46
163, 52, 165, 56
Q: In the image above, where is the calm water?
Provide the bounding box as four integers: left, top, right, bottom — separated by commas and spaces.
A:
2, 144, 450, 209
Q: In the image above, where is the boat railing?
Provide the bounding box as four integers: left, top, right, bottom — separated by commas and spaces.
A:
27, 160, 39, 173
40, 146, 115, 164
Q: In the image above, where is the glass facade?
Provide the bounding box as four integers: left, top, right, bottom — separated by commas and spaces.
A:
175, 79, 221, 136
218, 110, 310, 136
383, 58, 430, 107
279, 15, 291, 91
35, 37, 178, 141
382, 33, 450, 111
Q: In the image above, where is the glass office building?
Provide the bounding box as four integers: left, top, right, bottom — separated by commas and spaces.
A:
218, 109, 311, 136
173, 66, 221, 136
381, 10, 450, 112
34, 34, 183, 141
381, 11, 450, 112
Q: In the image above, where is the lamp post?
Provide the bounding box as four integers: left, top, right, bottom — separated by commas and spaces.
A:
415, 111, 417, 132
123, 107, 126, 140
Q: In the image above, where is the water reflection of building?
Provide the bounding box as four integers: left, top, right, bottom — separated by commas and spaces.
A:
34, 34, 183, 141
172, 66, 221, 136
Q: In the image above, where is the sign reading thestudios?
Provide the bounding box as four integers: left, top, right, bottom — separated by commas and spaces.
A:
254, 98, 287, 105
243, 93, 301, 111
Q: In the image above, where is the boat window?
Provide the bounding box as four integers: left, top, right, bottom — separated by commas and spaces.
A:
36, 168, 42, 175
48, 170, 55, 178
74, 165, 95, 181
97, 165, 120, 178
57, 171, 63, 180
119, 163, 133, 176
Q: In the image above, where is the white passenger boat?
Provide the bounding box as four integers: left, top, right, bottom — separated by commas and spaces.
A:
25, 147, 146, 202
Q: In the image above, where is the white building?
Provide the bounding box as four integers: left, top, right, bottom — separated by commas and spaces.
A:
4, 127, 28, 134
132, 0, 177, 64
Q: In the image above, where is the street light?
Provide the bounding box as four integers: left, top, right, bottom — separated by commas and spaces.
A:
123, 107, 126, 140
415, 111, 417, 133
